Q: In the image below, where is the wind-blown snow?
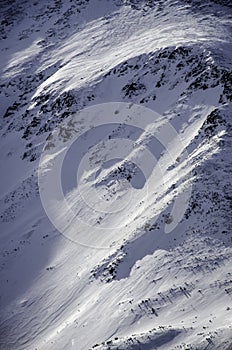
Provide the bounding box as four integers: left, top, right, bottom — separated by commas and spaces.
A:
0, 0, 232, 349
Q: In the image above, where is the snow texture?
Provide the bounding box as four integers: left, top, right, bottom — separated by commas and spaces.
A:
0, 0, 232, 349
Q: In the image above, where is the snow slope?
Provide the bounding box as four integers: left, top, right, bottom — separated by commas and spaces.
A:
0, 0, 232, 349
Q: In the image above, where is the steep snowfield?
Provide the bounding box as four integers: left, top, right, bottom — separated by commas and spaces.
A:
0, 0, 232, 349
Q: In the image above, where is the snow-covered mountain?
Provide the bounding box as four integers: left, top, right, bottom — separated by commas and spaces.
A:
0, 0, 232, 349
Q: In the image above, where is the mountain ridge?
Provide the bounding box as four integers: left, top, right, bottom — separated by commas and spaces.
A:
0, 1, 231, 349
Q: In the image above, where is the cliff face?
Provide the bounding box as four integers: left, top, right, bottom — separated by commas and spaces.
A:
0, 1, 231, 349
